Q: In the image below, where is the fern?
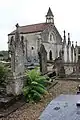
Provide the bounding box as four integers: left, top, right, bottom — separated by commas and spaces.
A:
22, 69, 49, 102
33, 86, 48, 95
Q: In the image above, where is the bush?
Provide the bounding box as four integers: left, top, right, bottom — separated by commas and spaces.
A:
23, 69, 49, 102
0, 63, 8, 87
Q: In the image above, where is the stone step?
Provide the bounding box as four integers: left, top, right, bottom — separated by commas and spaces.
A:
56, 77, 80, 81
0, 95, 24, 109
68, 75, 80, 78
0, 99, 25, 118
0, 96, 15, 109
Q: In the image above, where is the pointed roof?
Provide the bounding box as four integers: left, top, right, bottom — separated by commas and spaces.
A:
46, 7, 54, 17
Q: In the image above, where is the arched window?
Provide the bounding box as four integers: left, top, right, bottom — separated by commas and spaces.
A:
50, 34, 53, 41
50, 33, 56, 43
49, 50, 52, 60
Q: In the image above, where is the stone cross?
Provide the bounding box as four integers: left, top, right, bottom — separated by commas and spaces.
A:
7, 23, 25, 95
14, 23, 25, 76
38, 44, 47, 74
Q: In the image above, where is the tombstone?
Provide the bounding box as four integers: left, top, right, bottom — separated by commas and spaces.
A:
58, 66, 65, 78
38, 44, 47, 74
7, 23, 25, 95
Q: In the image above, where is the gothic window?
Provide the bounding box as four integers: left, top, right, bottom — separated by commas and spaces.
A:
49, 33, 56, 43
50, 33, 53, 41
49, 50, 52, 60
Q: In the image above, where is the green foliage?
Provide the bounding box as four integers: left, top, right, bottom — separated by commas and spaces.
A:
0, 63, 8, 87
23, 69, 49, 102
0, 50, 8, 60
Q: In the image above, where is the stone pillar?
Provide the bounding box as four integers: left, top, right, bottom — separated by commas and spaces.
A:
7, 23, 25, 95
71, 41, 75, 63
6, 75, 24, 95
14, 24, 25, 76
67, 33, 71, 62
64, 45, 67, 62
63, 30, 67, 62
9, 36, 15, 72
67, 46, 69, 62
75, 42, 78, 63
38, 44, 47, 74
69, 46, 72, 62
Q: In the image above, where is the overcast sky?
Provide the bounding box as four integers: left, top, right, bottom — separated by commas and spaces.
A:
0, 0, 80, 50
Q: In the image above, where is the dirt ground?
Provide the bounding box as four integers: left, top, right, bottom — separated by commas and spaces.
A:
1, 80, 80, 120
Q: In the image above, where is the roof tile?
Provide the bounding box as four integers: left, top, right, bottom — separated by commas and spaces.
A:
8, 23, 52, 35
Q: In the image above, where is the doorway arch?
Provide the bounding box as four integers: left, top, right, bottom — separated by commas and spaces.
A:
49, 50, 52, 60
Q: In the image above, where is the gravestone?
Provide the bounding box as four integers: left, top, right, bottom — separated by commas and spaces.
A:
54, 57, 65, 77
38, 44, 47, 74
7, 23, 25, 95
59, 66, 65, 78
39, 95, 80, 120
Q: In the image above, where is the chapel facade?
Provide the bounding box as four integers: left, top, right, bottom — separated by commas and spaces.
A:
8, 7, 78, 67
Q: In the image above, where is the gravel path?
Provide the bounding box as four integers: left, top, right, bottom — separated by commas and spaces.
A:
1, 80, 80, 120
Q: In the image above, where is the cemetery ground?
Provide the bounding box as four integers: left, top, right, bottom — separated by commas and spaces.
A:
0, 80, 80, 120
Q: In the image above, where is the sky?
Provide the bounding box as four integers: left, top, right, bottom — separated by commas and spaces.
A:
0, 0, 80, 50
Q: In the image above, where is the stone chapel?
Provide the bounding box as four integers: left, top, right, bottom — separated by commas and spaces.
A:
8, 7, 78, 67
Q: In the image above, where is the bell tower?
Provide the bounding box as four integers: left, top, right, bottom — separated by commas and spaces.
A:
46, 7, 54, 23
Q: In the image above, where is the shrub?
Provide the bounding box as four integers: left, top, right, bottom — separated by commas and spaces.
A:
0, 63, 8, 87
23, 69, 49, 102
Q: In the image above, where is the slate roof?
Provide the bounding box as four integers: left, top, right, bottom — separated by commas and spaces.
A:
8, 23, 52, 35
39, 94, 80, 120
46, 7, 54, 17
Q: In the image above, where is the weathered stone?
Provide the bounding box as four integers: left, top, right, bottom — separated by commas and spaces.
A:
38, 44, 47, 74
7, 24, 25, 95
59, 66, 65, 78
6, 75, 24, 95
